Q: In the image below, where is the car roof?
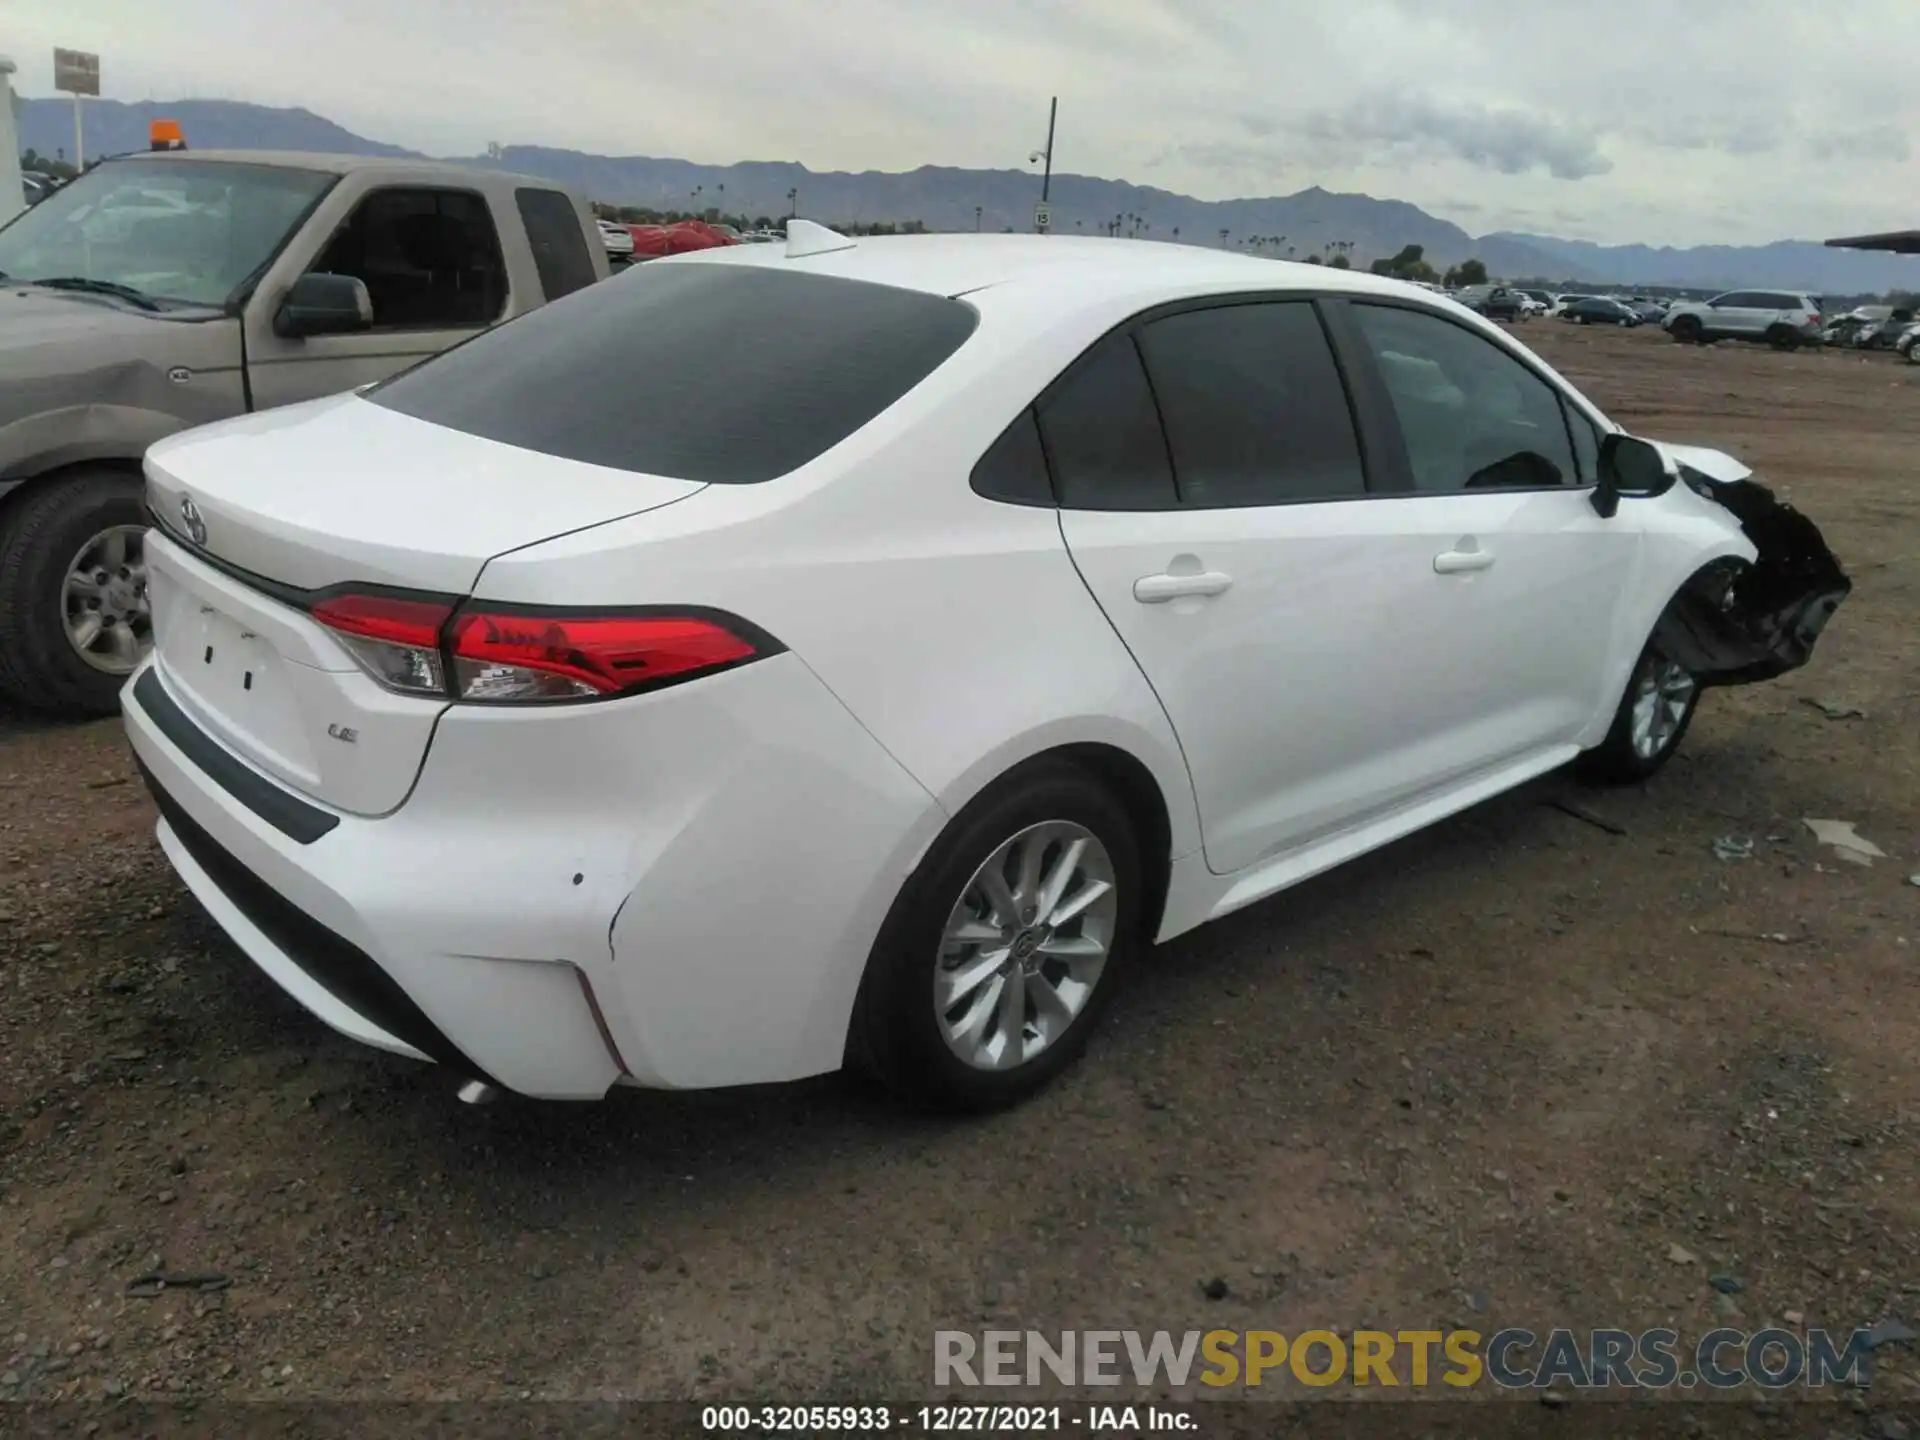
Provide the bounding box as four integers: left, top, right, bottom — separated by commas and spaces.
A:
673, 232, 1441, 307
98, 149, 557, 188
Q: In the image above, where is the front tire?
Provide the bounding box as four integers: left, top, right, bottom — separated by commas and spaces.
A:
1579, 642, 1701, 784
1670, 315, 1703, 343
849, 760, 1143, 1111
0, 469, 151, 718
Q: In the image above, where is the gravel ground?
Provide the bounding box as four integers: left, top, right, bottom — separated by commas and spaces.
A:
1, 323, 1916, 1426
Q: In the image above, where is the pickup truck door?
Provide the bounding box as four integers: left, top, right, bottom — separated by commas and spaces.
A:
242, 183, 523, 411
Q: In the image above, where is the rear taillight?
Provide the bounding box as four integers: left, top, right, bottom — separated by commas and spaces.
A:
311, 592, 454, 696
310, 591, 772, 704
446, 609, 760, 702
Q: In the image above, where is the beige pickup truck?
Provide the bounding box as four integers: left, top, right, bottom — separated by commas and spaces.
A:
0, 150, 608, 716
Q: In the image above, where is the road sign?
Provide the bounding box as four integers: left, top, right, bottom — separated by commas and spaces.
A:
1034, 202, 1052, 232
53, 48, 99, 96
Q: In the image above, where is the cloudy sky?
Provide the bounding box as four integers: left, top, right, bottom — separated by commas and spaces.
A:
9, 0, 1918, 245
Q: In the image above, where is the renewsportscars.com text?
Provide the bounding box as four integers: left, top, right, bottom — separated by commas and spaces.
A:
934, 1327, 1872, 1391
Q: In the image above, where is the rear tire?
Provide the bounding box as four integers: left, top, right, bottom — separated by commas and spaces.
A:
1578, 641, 1701, 785
1766, 325, 1800, 351
0, 469, 150, 719
849, 759, 1143, 1112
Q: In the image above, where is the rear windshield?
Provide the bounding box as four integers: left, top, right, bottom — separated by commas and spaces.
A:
367, 262, 979, 483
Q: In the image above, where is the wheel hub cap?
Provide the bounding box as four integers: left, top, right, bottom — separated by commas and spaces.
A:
934, 820, 1119, 1073
63, 524, 153, 676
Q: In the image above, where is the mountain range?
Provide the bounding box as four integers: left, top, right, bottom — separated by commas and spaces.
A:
18, 97, 1918, 294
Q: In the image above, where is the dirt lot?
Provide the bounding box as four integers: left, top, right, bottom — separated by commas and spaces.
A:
2, 323, 1917, 1420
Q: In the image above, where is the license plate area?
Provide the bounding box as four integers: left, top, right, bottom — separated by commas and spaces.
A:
152, 578, 322, 789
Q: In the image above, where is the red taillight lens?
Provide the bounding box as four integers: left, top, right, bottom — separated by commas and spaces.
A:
311, 592, 454, 696
447, 609, 762, 702
308, 590, 770, 703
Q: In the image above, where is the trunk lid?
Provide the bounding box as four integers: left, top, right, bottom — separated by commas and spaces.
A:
140, 395, 706, 816
143, 392, 705, 593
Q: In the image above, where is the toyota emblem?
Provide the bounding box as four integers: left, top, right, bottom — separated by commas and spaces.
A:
179, 496, 208, 547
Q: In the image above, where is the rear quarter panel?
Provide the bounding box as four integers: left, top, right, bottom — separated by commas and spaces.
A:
469, 278, 1204, 865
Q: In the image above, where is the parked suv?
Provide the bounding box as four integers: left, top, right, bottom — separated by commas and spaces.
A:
1664, 291, 1823, 349
1455, 285, 1528, 322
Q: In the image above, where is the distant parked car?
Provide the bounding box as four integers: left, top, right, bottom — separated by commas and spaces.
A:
597, 218, 636, 261
1561, 297, 1640, 327
1553, 293, 1594, 315
1625, 300, 1667, 325
1664, 291, 1823, 349
1519, 288, 1555, 315
1455, 285, 1528, 322
1896, 321, 1920, 360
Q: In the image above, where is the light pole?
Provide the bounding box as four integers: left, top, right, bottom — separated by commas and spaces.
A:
1027, 95, 1057, 232
1219, 228, 1229, 248
690, 185, 702, 220
975, 204, 983, 232
716, 181, 724, 221
787, 186, 799, 222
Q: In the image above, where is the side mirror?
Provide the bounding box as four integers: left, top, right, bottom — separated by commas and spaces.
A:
1591, 434, 1674, 517
274, 272, 373, 338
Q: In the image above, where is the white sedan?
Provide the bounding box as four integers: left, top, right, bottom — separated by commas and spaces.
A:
596, 218, 635, 261
121, 228, 1849, 1110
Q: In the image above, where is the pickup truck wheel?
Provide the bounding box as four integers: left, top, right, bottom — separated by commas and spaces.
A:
0, 470, 151, 718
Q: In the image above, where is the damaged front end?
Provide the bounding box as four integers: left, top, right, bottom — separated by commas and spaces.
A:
1653, 463, 1851, 687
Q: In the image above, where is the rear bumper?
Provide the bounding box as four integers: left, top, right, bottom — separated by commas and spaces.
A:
125, 663, 623, 1098
122, 647, 944, 1098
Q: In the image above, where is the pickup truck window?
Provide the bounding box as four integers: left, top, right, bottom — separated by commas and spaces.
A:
514, 188, 598, 301
0, 158, 333, 309
308, 187, 507, 330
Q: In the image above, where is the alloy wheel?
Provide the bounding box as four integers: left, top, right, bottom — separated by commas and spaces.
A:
63, 525, 152, 674
1629, 654, 1696, 760
934, 820, 1118, 1072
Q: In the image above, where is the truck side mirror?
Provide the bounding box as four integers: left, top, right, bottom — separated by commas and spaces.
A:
274, 273, 373, 338
1591, 433, 1675, 518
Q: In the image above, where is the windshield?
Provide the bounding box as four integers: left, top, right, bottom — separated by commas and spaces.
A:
0, 159, 335, 308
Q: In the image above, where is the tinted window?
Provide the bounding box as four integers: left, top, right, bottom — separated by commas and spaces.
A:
1716, 292, 1760, 308
368, 263, 983, 481
1352, 304, 1579, 493
514, 188, 598, 300
1035, 335, 1176, 510
310, 188, 506, 329
1759, 292, 1803, 310
369, 263, 976, 483
971, 408, 1053, 506
1135, 302, 1364, 507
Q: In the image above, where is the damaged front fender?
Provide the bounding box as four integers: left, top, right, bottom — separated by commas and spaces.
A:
1653, 464, 1850, 687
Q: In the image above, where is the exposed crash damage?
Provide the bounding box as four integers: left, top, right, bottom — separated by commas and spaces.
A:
1654, 461, 1851, 687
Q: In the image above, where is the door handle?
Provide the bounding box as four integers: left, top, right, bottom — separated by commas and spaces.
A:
1433, 548, 1495, 575
1133, 570, 1234, 603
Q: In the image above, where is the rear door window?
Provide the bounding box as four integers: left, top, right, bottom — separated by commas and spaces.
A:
368, 262, 978, 483
1034, 334, 1178, 510
514, 188, 598, 301
1134, 301, 1365, 506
